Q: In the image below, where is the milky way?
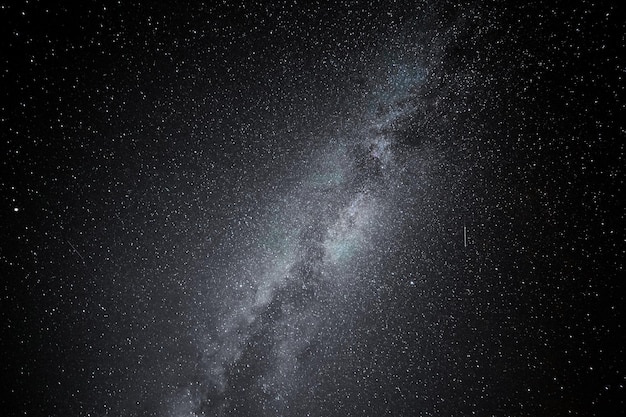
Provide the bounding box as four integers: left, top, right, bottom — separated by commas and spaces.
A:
168, 60, 437, 416
3, 2, 623, 417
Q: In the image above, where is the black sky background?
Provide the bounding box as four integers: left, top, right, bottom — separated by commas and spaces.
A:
1, 1, 624, 416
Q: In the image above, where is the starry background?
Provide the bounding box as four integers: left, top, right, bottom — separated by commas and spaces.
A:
1, 1, 624, 416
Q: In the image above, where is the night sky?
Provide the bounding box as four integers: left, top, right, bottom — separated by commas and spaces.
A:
2, 1, 624, 416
